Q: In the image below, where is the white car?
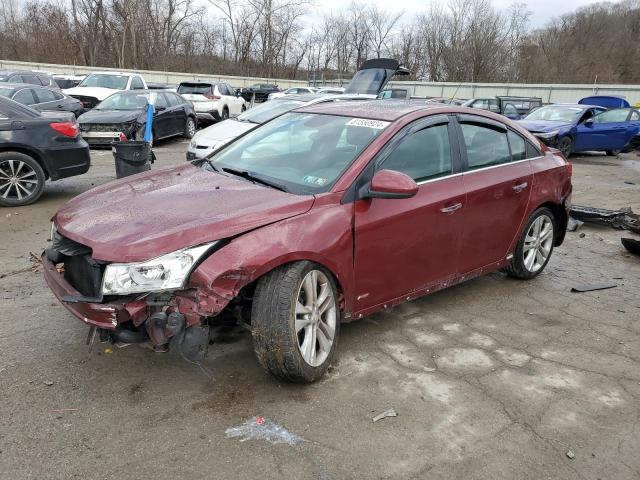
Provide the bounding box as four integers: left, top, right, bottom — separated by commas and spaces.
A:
63, 72, 147, 111
177, 81, 246, 124
186, 94, 368, 160
267, 87, 319, 100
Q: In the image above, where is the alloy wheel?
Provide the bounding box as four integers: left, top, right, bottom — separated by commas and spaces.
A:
187, 118, 196, 136
0, 159, 38, 202
295, 270, 337, 367
559, 137, 572, 158
523, 214, 554, 273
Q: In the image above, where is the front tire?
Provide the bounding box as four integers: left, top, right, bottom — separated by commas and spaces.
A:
505, 207, 556, 280
221, 108, 229, 121
183, 117, 196, 139
251, 261, 340, 383
605, 149, 620, 157
0, 152, 46, 207
558, 136, 572, 158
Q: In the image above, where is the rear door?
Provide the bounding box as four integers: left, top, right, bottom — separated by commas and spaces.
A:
152, 93, 171, 138
164, 92, 186, 135
12, 88, 39, 107
455, 115, 534, 274
33, 88, 62, 111
353, 115, 466, 311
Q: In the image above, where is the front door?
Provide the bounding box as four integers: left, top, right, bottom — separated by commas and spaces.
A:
455, 116, 533, 274
353, 116, 466, 311
575, 108, 632, 152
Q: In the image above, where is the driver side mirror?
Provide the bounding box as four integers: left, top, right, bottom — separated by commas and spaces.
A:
366, 169, 419, 200
583, 118, 594, 127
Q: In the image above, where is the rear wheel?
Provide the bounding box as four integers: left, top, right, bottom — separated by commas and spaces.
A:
221, 108, 229, 121
605, 149, 621, 157
505, 207, 555, 280
0, 152, 46, 207
183, 117, 196, 139
251, 261, 340, 383
558, 136, 572, 158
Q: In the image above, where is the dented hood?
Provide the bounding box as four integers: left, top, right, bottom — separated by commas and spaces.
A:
53, 164, 315, 262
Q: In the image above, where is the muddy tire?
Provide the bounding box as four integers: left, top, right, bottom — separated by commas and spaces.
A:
0, 152, 46, 207
251, 261, 340, 383
505, 207, 556, 280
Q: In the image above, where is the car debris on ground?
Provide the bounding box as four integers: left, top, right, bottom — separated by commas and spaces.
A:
372, 408, 398, 422
569, 205, 640, 233
571, 282, 618, 292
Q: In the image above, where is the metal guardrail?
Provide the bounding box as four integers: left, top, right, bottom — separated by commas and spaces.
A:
2, 59, 640, 104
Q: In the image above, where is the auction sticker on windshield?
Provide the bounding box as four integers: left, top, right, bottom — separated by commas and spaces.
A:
346, 118, 390, 129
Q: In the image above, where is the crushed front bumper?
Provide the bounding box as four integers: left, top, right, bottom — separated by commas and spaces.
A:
42, 253, 125, 330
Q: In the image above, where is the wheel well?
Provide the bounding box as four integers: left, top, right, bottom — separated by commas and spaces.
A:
538, 201, 568, 246
0, 147, 49, 179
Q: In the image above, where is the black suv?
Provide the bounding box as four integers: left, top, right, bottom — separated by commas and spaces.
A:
0, 96, 90, 206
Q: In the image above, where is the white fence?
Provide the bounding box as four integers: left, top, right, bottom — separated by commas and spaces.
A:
2, 59, 640, 104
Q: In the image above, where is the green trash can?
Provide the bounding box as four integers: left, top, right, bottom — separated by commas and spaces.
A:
112, 141, 152, 179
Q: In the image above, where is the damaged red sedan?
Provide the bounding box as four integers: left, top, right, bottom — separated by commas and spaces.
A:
43, 101, 572, 382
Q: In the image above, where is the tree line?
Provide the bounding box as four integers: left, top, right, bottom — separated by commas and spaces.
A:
0, 0, 637, 85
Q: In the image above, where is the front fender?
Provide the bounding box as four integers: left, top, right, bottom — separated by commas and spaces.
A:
188, 193, 355, 316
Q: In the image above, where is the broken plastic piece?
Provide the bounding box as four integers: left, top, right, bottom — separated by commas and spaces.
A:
622, 238, 640, 256
567, 217, 584, 232
225, 416, 303, 445
571, 283, 618, 293
570, 205, 640, 233
372, 408, 398, 422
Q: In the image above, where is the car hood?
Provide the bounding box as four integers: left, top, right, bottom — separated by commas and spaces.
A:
63, 86, 121, 100
78, 109, 142, 124
517, 120, 573, 133
194, 119, 255, 143
53, 163, 314, 262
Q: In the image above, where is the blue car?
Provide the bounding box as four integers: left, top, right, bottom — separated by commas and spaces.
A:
517, 104, 640, 157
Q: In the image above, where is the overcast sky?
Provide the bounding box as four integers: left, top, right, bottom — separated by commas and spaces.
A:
305, 0, 618, 28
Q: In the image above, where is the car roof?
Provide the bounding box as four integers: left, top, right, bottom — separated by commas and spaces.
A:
296, 99, 440, 121
0, 82, 51, 90
88, 71, 135, 76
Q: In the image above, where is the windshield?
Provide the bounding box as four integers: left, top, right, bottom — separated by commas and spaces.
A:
237, 98, 305, 124
205, 112, 388, 194
524, 106, 584, 122
79, 74, 129, 90
0, 87, 16, 98
96, 93, 148, 110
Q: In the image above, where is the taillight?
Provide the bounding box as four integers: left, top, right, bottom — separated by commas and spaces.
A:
204, 93, 221, 100
50, 122, 78, 138
566, 161, 573, 177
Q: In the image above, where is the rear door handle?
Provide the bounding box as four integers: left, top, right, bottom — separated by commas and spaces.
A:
440, 202, 462, 213
513, 182, 528, 193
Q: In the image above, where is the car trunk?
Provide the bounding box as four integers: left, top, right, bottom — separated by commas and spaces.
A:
344, 58, 410, 96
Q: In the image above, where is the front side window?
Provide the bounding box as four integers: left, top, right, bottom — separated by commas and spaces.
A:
593, 108, 632, 123
206, 112, 387, 194
471, 99, 489, 110
503, 104, 519, 117
381, 124, 452, 182
13, 89, 37, 105
79, 74, 129, 90
35, 89, 57, 103
461, 123, 510, 169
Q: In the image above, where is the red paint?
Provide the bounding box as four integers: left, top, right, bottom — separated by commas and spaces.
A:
47, 103, 571, 329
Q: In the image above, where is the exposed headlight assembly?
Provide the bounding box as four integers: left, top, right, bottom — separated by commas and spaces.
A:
533, 130, 559, 140
101, 242, 216, 295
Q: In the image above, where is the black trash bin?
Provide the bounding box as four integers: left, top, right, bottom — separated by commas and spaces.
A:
112, 141, 152, 179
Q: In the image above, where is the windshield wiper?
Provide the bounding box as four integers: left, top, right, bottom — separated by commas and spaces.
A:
221, 167, 288, 192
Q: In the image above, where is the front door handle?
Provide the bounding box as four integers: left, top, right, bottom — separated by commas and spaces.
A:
513, 182, 528, 193
440, 202, 463, 214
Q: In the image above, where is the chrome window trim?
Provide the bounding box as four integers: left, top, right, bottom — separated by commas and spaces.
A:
416, 155, 544, 186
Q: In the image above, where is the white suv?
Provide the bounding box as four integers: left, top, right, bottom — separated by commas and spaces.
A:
177, 81, 246, 124
63, 72, 147, 110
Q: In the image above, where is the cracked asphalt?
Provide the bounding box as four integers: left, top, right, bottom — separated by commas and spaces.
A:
1, 139, 639, 479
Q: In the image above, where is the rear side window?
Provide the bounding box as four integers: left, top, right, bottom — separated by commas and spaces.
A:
37, 75, 51, 86
461, 123, 510, 169
13, 89, 38, 105
35, 89, 58, 103
21, 74, 40, 85
631, 111, 640, 121
508, 130, 526, 161
166, 93, 183, 107
381, 124, 452, 182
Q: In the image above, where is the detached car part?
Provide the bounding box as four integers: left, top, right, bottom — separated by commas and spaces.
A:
570, 205, 640, 233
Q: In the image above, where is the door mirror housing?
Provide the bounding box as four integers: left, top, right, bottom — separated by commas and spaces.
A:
583, 118, 594, 127
366, 169, 419, 199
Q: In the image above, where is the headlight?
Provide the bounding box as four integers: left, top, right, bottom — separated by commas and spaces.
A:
533, 130, 559, 140
101, 242, 216, 295
189, 139, 198, 149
